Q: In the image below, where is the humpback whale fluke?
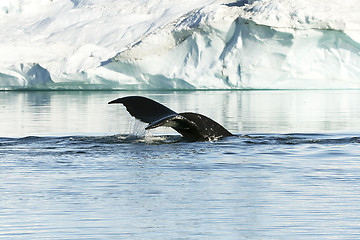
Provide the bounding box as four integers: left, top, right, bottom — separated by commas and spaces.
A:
108, 96, 233, 141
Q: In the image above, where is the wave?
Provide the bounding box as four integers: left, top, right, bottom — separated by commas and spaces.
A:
1, 133, 359, 147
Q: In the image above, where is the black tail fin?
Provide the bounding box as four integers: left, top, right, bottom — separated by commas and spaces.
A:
108, 96, 177, 123
145, 112, 233, 140
109, 96, 233, 141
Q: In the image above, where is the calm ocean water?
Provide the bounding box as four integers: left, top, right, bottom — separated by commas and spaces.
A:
1, 90, 360, 239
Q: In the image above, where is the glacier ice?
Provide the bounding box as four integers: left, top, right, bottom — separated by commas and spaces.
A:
1, 0, 360, 90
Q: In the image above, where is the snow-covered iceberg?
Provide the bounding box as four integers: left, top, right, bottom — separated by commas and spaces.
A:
1, 0, 360, 90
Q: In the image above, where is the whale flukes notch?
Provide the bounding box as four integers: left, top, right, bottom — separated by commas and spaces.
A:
108, 96, 233, 141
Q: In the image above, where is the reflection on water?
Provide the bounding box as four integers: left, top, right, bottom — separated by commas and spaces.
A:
1, 90, 360, 239
1, 90, 360, 137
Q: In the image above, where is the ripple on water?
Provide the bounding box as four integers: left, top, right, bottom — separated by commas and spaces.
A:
0, 132, 360, 239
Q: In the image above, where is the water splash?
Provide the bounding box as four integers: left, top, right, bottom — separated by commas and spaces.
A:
126, 119, 147, 138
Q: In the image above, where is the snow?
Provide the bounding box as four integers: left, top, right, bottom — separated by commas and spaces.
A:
1, 0, 360, 90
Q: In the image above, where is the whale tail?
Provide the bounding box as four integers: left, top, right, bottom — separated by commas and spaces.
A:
108, 96, 233, 141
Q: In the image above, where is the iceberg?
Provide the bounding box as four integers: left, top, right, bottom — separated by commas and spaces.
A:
1, 0, 360, 90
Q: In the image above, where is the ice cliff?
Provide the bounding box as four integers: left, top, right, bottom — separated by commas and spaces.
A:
1, 0, 360, 90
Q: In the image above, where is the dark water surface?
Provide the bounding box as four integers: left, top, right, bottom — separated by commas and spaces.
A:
1, 90, 360, 239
